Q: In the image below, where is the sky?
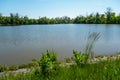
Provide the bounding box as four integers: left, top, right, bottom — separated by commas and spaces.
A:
0, 0, 120, 18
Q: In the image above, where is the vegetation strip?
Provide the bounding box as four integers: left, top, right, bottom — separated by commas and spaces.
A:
1, 51, 120, 80
0, 8, 120, 26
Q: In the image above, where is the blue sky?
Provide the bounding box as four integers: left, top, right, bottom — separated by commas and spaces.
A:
0, 0, 120, 18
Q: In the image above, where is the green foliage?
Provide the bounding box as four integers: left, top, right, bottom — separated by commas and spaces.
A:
65, 57, 71, 63
35, 51, 59, 79
95, 55, 104, 58
72, 32, 100, 66
18, 62, 35, 69
8, 65, 18, 71
0, 63, 36, 72
73, 50, 89, 66
0, 8, 120, 25
18, 64, 29, 69
1, 57, 120, 80
0, 65, 8, 72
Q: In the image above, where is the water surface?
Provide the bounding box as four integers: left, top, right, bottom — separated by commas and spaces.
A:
0, 24, 120, 65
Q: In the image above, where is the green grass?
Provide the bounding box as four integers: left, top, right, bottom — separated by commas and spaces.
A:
0, 62, 36, 73
1, 59, 120, 80
1, 52, 120, 80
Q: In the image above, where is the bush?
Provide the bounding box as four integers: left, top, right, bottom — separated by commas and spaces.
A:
8, 65, 18, 71
18, 64, 29, 69
65, 57, 71, 63
0, 65, 8, 72
34, 51, 59, 79
73, 50, 88, 66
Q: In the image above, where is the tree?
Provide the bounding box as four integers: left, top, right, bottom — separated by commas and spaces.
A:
95, 13, 100, 24
86, 14, 95, 24
61, 16, 71, 24
0, 9, 120, 25
0, 13, 2, 24
116, 14, 120, 24
38, 17, 50, 24
110, 13, 116, 24
74, 15, 86, 24
23, 16, 29, 24
15, 13, 20, 25
105, 7, 112, 24
100, 14, 106, 24
10, 13, 14, 25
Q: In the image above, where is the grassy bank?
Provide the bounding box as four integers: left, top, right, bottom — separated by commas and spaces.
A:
0, 51, 120, 80
0, 62, 36, 72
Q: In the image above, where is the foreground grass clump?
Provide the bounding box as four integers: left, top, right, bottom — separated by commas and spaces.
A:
33, 51, 59, 79
1, 51, 120, 80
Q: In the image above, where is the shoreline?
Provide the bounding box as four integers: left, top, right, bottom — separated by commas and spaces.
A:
1, 53, 120, 75
0, 24, 120, 26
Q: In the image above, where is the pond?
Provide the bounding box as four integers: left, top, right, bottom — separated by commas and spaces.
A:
0, 24, 120, 65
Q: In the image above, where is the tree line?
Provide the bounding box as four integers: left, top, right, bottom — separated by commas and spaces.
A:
0, 8, 120, 26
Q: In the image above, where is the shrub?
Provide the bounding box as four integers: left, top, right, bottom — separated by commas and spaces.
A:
73, 50, 88, 66
65, 57, 71, 63
8, 65, 18, 71
0, 65, 8, 72
35, 51, 59, 79
18, 64, 29, 69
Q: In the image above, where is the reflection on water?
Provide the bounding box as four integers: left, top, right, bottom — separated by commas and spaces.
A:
0, 24, 120, 65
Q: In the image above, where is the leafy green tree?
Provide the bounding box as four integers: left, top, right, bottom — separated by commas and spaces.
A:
74, 15, 86, 24
105, 7, 112, 24
15, 13, 20, 25
10, 13, 14, 25
23, 16, 29, 24
49, 18, 56, 24
110, 13, 116, 24
0, 8, 120, 26
38, 17, 50, 24
61, 16, 71, 24
100, 14, 106, 24
95, 13, 101, 24
116, 14, 120, 24
86, 14, 95, 24
0, 13, 2, 25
